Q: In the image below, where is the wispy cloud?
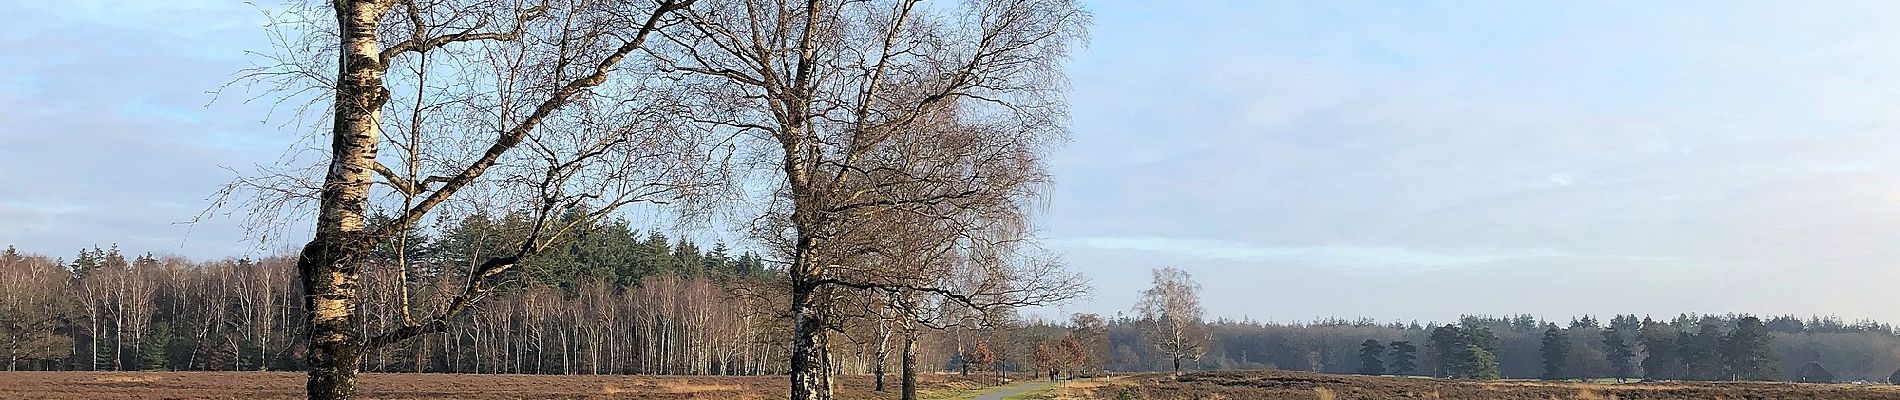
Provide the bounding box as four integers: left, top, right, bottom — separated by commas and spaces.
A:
1052, 236, 1575, 269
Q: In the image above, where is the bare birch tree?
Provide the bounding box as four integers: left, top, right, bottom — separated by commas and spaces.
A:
652, 0, 1086, 398
1136, 266, 1207, 373
224, 0, 716, 398
0, 253, 73, 370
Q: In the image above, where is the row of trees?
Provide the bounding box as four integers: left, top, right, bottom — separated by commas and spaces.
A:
1631, 315, 1777, 381
1100, 268, 1899, 383
1354, 339, 1416, 376
1426, 324, 1502, 379
1355, 315, 1778, 382
0, 236, 783, 374
1148, 314, 1893, 382
5, 235, 1095, 400
6, 240, 1099, 386
222, 0, 1090, 398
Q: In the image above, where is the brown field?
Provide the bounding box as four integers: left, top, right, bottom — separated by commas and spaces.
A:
0, 371, 1001, 400
1054, 370, 1900, 400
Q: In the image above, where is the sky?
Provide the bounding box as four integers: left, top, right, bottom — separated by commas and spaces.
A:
8, 1, 1900, 325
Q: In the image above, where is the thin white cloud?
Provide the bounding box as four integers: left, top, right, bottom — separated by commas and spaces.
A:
1052, 236, 1573, 269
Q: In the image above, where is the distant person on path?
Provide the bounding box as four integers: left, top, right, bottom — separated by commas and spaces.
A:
1049, 368, 1059, 382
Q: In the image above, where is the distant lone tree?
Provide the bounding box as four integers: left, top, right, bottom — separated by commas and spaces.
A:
1136, 267, 1207, 373
1388, 341, 1418, 376
1358, 339, 1386, 375
1540, 326, 1570, 380
1796, 361, 1835, 383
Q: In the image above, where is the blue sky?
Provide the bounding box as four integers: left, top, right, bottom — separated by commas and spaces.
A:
8, 1, 1900, 324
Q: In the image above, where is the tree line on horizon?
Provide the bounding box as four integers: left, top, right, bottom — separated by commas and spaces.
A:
13, 248, 1900, 387
1056, 267, 1900, 384
1351, 315, 1778, 382
0, 238, 1127, 400
0, 213, 799, 375
3, 218, 1106, 396
1123, 313, 1900, 383
0, 237, 1059, 382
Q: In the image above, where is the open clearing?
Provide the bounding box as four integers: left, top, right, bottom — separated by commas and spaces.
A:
15, 370, 1900, 399
1054, 370, 1900, 399
0, 371, 1001, 399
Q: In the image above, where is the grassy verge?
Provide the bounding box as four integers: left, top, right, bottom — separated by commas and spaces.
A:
999, 385, 1056, 400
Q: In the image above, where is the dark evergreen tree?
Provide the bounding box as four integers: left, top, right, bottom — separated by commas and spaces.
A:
1461, 344, 1501, 380
1570, 316, 1599, 330
1609, 314, 1641, 336
1601, 325, 1636, 382
733, 251, 766, 277
585, 219, 642, 285
1467, 326, 1501, 362
673, 240, 703, 277
1540, 326, 1569, 380
100, 244, 127, 272
1680, 317, 1725, 380
69, 247, 102, 276
703, 242, 732, 278
1388, 340, 1418, 376
1358, 339, 1386, 375
1639, 317, 1681, 380
1510, 314, 1538, 333
1722, 316, 1777, 381
1429, 324, 1502, 380
1429, 325, 1464, 378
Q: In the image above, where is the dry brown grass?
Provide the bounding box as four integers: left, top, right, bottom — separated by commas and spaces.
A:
1313, 387, 1337, 400
1048, 376, 1132, 400
0, 371, 999, 399
92, 375, 159, 384
1074, 370, 1900, 400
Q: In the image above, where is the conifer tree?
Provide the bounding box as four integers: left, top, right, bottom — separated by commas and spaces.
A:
1358, 339, 1386, 375
1541, 326, 1570, 380
1681, 318, 1726, 380
1601, 325, 1636, 381
1723, 316, 1777, 381
1388, 341, 1418, 376
1429, 325, 1464, 377
1640, 317, 1681, 380
1462, 344, 1501, 380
